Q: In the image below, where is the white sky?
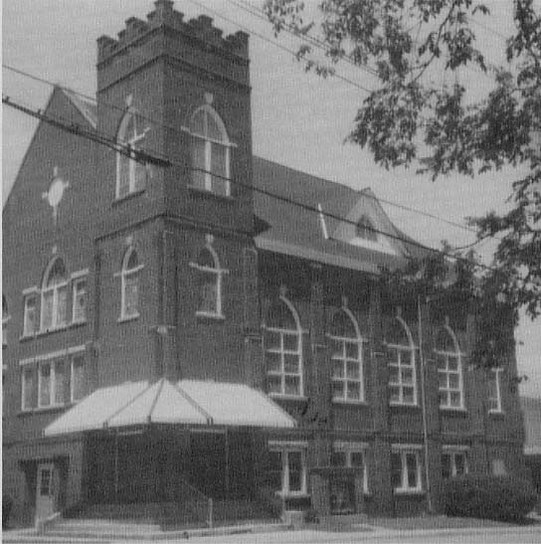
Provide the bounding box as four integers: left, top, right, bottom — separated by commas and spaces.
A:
2, 0, 540, 396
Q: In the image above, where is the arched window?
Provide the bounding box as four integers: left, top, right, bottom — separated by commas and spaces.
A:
265, 296, 303, 397
120, 248, 142, 319
116, 109, 148, 199
386, 316, 417, 405
190, 106, 230, 196
190, 244, 226, 318
329, 309, 364, 402
41, 258, 68, 331
355, 215, 377, 242
435, 326, 464, 409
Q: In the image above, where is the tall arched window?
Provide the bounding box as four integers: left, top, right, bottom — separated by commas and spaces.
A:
41, 258, 68, 331
190, 244, 226, 318
190, 106, 230, 196
435, 326, 464, 409
265, 296, 303, 397
356, 215, 377, 242
386, 316, 417, 405
120, 248, 142, 320
330, 309, 364, 402
116, 109, 148, 199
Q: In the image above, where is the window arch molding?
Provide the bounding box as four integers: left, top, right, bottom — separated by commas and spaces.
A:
118, 246, 143, 320
386, 315, 417, 406
116, 107, 148, 199
40, 256, 69, 332
189, 239, 228, 319
187, 104, 233, 197
264, 293, 304, 398
328, 306, 365, 403
434, 324, 464, 409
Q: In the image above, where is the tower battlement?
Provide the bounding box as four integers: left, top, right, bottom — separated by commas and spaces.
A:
97, 0, 249, 65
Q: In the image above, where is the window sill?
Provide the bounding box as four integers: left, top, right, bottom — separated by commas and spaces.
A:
187, 184, 233, 202
278, 492, 310, 499
36, 325, 69, 337
70, 320, 87, 329
332, 399, 368, 406
269, 394, 308, 402
389, 402, 420, 410
18, 404, 67, 416
440, 407, 468, 415
118, 314, 140, 323
19, 333, 38, 342
393, 488, 424, 496
488, 410, 505, 417
196, 311, 225, 321
112, 189, 146, 206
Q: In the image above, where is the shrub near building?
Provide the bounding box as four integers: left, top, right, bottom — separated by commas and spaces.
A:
443, 474, 538, 521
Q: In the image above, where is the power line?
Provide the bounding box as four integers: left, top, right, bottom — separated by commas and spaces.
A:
3, 64, 488, 241
3, 91, 499, 274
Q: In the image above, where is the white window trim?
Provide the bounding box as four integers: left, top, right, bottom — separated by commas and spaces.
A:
441, 447, 469, 478
329, 308, 365, 403
269, 443, 308, 497
265, 295, 304, 398
333, 442, 369, 493
40, 259, 69, 333
70, 354, 86, 403
189, 243, 228, 319
116, 109, 149, 199
21, 366, 34, 411
391, 445, 423, 494
22, 293, 39, 337
37, 360, 64, 409
188, 105, 232, 196
435, 325, 465, 410
488, 367, 504, 414
387, 316, 417, 406
71, 277, 87, 324
117, 248, 143, 321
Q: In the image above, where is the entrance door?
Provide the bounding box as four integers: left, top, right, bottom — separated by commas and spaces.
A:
35, 463, 56, 521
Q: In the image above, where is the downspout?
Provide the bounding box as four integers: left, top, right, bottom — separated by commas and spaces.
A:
417, 294, 433, 513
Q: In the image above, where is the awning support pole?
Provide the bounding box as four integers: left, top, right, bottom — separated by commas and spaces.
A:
225, 430, 230, 500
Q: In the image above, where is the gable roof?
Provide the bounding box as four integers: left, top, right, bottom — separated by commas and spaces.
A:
252, 157, 423, 273
50, 91, 426, 274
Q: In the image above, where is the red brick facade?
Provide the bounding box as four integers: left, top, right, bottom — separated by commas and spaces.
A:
3, 0, 526, 526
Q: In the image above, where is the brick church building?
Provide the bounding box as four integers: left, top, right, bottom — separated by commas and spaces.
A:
2, 0, 527, 527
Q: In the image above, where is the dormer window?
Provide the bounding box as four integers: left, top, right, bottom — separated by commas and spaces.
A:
41, 258, 68, 331
116, 109, 148, 199
356, 215, 377, 242
190, 106, 231, 197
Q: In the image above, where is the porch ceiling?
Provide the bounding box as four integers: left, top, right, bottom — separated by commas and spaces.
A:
43, 378, 296, 436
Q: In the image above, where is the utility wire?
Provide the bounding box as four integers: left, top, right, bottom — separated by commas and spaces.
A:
3, 63, 489, 241
3, 92, 499, 273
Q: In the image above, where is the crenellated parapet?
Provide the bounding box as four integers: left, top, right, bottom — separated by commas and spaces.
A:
97, 0, 249, 67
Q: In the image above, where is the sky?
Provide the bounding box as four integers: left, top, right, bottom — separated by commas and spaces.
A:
2, 0, 540, 396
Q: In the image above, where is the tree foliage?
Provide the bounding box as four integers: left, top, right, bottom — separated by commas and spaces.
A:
265, 0, 541, 357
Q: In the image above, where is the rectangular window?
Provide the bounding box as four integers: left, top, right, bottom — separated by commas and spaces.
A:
268, 445, 307, 496
388, 347, 417, 406
191, 136, 206, 190
38, 360, 65, 408
72, 278, 87, 323
487, 368, 503, 413
332, 443, 369, 493
391, 447, 422, 493
70, 354, 85, 402
23, 295, 38, 336
21, 366, 36, 410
